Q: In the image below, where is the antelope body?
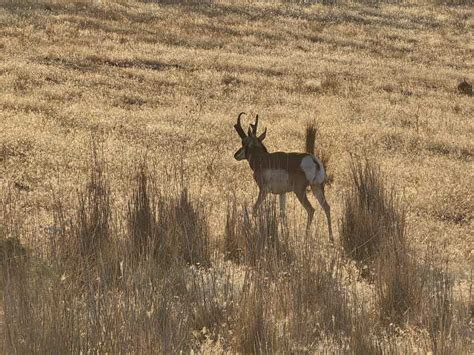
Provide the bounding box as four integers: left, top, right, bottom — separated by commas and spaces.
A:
233, 113, 333, 241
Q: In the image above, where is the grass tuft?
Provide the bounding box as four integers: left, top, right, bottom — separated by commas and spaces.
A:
127, 164, 156, 261
156, 187, 211, 267
224, 200, 291, 271
74, 148, 111, 261
340, 159, 403, 268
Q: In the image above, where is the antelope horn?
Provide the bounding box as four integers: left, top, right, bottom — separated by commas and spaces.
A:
234, 112, 247, 139
250, 114, 259, 135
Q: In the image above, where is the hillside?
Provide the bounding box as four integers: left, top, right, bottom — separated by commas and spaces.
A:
0, 0, 472, 352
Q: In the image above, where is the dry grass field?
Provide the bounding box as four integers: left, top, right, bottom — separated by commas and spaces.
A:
0, 0, 473, 353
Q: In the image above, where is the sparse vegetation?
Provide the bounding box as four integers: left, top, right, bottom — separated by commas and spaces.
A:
1, 0, 472, 353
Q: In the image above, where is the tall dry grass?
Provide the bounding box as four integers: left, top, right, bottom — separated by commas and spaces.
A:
339, 159, 422, 324
2, 150, 213, 352
224, 199, 292, 270
339, 158, 471, 352
340, 159, 404, 267
1, 151, 472, 352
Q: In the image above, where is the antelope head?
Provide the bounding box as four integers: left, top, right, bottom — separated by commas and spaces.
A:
233, 112, 267, 161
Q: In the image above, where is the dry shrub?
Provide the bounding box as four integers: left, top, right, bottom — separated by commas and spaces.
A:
41, 147, 122, 287
340, 159, 403, 268
156, 187, 211, 267
2, 158, 212, 352
60, 149, 124, 286
73, 149, 111, 261
127, 164, 157, 261
126, 164, 210, 267
340, 159, 424, 325
339, 159, 471, 349
224, 199, 291, 270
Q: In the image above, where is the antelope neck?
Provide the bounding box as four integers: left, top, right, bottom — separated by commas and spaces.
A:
247, 147, 269, 172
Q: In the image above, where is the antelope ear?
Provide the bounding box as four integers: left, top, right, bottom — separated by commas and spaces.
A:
247, 127, 253, 137
258, 128, 267, 141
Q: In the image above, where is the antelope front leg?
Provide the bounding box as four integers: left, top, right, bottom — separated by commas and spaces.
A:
253, 189, 267, 215
279, 193, 287, 221
279, 193, 289, 229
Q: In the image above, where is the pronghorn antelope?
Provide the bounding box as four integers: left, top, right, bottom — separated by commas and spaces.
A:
233, 112, 333, 242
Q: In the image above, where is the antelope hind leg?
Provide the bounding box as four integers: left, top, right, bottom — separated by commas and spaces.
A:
311, 183, 333, 242
294, 190, 315, 233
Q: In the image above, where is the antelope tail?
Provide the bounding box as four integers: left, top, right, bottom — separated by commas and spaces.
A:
305, 124, 317, 155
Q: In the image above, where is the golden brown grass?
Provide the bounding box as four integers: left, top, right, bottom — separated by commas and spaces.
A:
0, 0, 472, 352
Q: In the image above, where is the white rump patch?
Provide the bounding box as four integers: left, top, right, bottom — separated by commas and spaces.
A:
262, 169, 290, 193
300, 156, 325, 185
